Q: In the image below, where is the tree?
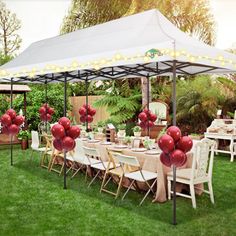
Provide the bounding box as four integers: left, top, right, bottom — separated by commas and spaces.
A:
125, 0, 215, 45
60, 0, 132, 34
0, 1, 22, 57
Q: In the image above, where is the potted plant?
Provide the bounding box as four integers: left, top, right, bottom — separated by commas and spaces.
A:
18, 130, 30, 150
117, 124, 126, 137
124, 136, 132, 147
133, 126, 142, 137
97, 121, 105, 133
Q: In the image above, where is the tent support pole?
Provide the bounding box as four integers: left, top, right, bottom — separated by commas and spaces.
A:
172, 164, 177, 225
172, 60, 177, 126
23, 92, 27, 130
85, 77, 89, 132
45, 79, 48, 133
147, 75, 150, 136
10, 78, 13, 166
63, 74, 67, 189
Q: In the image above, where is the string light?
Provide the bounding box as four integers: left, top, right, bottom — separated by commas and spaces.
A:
1, 49, 236, 78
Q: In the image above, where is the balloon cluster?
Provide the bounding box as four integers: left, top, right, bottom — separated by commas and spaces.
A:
51, 117, 80, 152
39, 103, 54, 122
0, 109, 25, 135
138, 108, 157, 129
79, 104, 96, 123
158, 126, 193, 167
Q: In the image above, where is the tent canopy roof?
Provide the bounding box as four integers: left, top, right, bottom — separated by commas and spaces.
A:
0, 9, 236, 83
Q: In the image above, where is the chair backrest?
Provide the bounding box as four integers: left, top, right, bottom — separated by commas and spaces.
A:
192, 138, 216, 180
112, 153, 140, 167
149, 101, 168, 120
83, 146, 100, 158
31, 131, 40, 148
73, 139, 87, 161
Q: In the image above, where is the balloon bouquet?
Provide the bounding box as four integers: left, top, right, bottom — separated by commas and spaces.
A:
38, 103, 55, 134
138, 108, 157, 134
0, 109, 25, 136
158, 126, 193, 225
51, 117, 80, 152
79, 104, 96, 124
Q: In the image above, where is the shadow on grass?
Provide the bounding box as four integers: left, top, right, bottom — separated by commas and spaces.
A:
11, 152, 230, 226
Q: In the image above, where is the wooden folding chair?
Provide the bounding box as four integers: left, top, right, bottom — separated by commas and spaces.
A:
100, 151, 124, 199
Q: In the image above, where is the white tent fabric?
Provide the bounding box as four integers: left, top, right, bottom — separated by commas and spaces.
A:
0, 9, 236, 82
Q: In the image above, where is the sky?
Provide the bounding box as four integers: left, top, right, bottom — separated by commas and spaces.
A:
2, 0, 236, 52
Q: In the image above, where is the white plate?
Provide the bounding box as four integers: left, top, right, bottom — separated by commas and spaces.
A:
114, 145, 127, 149
101, 141, 112, 145
87, 139, 100, 143
131, 148, 147, 152
144, 150, 161, 155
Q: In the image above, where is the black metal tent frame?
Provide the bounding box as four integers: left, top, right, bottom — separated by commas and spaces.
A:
5, 59, 225, 225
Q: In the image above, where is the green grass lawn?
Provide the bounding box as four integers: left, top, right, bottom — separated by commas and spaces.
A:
0, 146, 236, 236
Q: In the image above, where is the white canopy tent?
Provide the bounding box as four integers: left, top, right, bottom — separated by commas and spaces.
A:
1, 9, 236, 191
0, 9, 236, 83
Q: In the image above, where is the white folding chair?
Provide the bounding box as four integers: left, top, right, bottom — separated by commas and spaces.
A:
70, 139, 99, 179
83, 146, 119, 187
114, 153, 158, 205
167, 138, 216, 208
30, 131, 51, 164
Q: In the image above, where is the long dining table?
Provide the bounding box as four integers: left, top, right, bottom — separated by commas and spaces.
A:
83, 139, 196, 203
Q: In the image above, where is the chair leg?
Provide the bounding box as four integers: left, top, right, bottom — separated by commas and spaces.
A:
71, 165, 83, 179
208, 181, 215, 204
100, 171, 108, 193
59, 163, 64, 176
189, 183, 196, 209
122, 179, 135, 200
168, 179, 171, 200
115, 176, 123, 199
88, 170, 100, 187
139, 179, 157, 206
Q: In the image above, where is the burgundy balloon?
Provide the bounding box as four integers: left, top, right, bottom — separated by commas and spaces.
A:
6, 109, 16, 119
143, 108, 150, 115
8, 124, 19, 135
62, 136, 75, 151
83, 104, 91, 110
53, 139, 63, 151
80, 115, 86, 123
67, 126, 80, 139
79, 107, 86, 116
39, 106, 46, 115
43, 103, 49, 109
1, 126, 9, 134
158, 134, 175, 154
51, 124, 65, 139
48, 107, 54, 115
176, 136, 193, 153
58, 117, 71, 130
160, 152, 172, 167
139, 121, 146, 129
86, 115, 93, 123
13, 115, 25, 126
149, 113, 157, 122
1, 114, 12, 126
146, 120, 154, 128
170, 149, 187, 167
167, 126, 182, 142
89, 108, 96, 116
138, 112, 147, 122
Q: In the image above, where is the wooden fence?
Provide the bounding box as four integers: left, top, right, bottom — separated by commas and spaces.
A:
69, 96, 109, 124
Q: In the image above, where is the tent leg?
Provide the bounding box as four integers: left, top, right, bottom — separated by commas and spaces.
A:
172, 60, 177, 126
147, 75, 150, 136
172, 164, 177, 225
63, 74, 67, 189
45, 79, 48, 133
85, 78, 89, 132
10, 78, 13, 166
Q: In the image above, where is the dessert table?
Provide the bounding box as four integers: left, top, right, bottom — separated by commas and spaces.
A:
204, 132, 236, 162
83, 140, 196, 203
